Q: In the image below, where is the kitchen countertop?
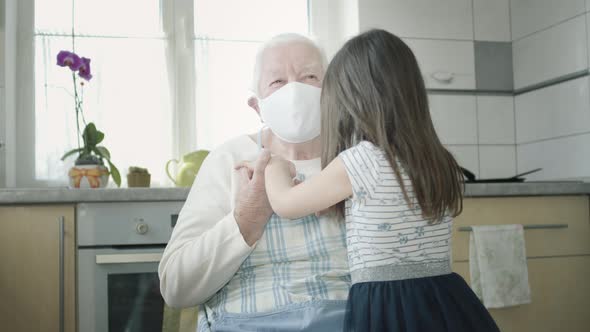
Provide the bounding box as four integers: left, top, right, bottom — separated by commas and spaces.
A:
0, 187, 191, 204
0, 182, 590, 204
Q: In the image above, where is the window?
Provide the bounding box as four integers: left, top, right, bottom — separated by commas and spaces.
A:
34, 0, 172, 186
193, 0, 309, 149
23, 0, 309, 187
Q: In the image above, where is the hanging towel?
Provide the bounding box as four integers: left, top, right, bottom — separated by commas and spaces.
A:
469, 224, 531, 308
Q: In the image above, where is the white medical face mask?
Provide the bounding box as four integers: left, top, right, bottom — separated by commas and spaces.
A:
259, 82, 322, 143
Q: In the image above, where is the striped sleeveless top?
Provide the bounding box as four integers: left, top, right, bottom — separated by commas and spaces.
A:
339, 141, 453, 284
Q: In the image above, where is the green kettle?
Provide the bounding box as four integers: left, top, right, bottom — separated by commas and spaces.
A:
166, 150, 210, 187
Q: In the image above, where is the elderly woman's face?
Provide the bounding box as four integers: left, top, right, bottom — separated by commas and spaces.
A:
258, 42, 324, 99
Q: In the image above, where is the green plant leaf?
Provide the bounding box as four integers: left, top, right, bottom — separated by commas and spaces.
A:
61, 148, 84, 161
95, 131, 105, 144
94, 146, 111, 160
107, 159, 121, 187
83, 122, 99, 147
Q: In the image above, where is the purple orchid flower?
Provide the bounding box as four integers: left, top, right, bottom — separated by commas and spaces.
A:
78, 57, 93, 81
57, 50, 82, 71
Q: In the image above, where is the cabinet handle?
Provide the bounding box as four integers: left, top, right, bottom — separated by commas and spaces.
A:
431, 71, 454, 84
95, 253, 163, 264
58, 216, 65, 332
458, 224, 568, 232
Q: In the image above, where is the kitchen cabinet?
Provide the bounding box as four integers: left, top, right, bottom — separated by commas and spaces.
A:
453, 256, 590, 332
355, 0, 476, 91
473, 0, 511, 42
513, 15, 587, 90
510, 0, 585, 41
0, 205, 76, 332
405, 39, 476, 90
358, 0, 474, 40
452, 196, 590, 332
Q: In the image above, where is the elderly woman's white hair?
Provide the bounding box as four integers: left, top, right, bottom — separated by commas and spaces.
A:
251, 33, 328, 97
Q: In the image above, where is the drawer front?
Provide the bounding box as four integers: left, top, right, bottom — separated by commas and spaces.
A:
452, 256, 590, 332
452, 196, 590, 260
404, 39, 475, 90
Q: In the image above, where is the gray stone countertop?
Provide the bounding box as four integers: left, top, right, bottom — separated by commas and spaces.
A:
464, 181, 590, 197
0, 182, 589, 205
0, 187, 191, 205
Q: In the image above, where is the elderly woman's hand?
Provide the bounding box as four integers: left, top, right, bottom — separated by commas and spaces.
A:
233, 149, 274, 246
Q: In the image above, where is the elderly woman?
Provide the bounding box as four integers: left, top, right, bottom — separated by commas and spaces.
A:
158, 34, 350, 331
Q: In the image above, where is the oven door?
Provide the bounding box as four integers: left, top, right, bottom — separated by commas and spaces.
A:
78, 247, 167, 332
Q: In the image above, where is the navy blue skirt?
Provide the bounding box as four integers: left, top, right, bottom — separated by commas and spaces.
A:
343, 273, 500, 332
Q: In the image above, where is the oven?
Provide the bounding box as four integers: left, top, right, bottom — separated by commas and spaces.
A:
77, 201, 183, 332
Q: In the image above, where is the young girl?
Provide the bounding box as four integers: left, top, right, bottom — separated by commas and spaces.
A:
246, 29, 499, 331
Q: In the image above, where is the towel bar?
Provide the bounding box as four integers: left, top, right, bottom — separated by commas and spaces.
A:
457, 224, 568, 232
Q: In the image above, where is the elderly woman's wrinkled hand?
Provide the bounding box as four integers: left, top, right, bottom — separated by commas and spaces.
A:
233, 149, 274, 246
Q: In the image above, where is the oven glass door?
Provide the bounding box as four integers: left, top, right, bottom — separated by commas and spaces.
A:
78, 247, 167, 332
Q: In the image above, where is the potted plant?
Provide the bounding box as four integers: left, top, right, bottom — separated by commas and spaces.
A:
57, 50, 121, 188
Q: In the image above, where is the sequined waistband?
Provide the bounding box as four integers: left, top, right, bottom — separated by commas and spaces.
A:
350, 261, 452, 284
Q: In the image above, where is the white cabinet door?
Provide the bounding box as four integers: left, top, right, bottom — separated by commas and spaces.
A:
510, 0, 585, 40
513, 15, 587, 89
358, 0, 473, 40
405, 39, 475, 90
473, 0, 511, 41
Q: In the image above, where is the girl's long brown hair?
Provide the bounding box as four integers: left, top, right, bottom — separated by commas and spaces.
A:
321, 29, 463, 222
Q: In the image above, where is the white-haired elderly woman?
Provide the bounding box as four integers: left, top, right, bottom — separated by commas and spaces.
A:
158, 34, 350, 331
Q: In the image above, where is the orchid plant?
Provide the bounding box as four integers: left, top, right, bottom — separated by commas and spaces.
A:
57, 50, 121, 187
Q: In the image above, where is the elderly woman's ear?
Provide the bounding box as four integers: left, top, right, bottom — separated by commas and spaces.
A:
248, 96, 260, 114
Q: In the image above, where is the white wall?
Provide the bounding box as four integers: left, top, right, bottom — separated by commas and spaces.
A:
476, 96, 517, 178
430, 94, 516, 178
512, 0, 590, 180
